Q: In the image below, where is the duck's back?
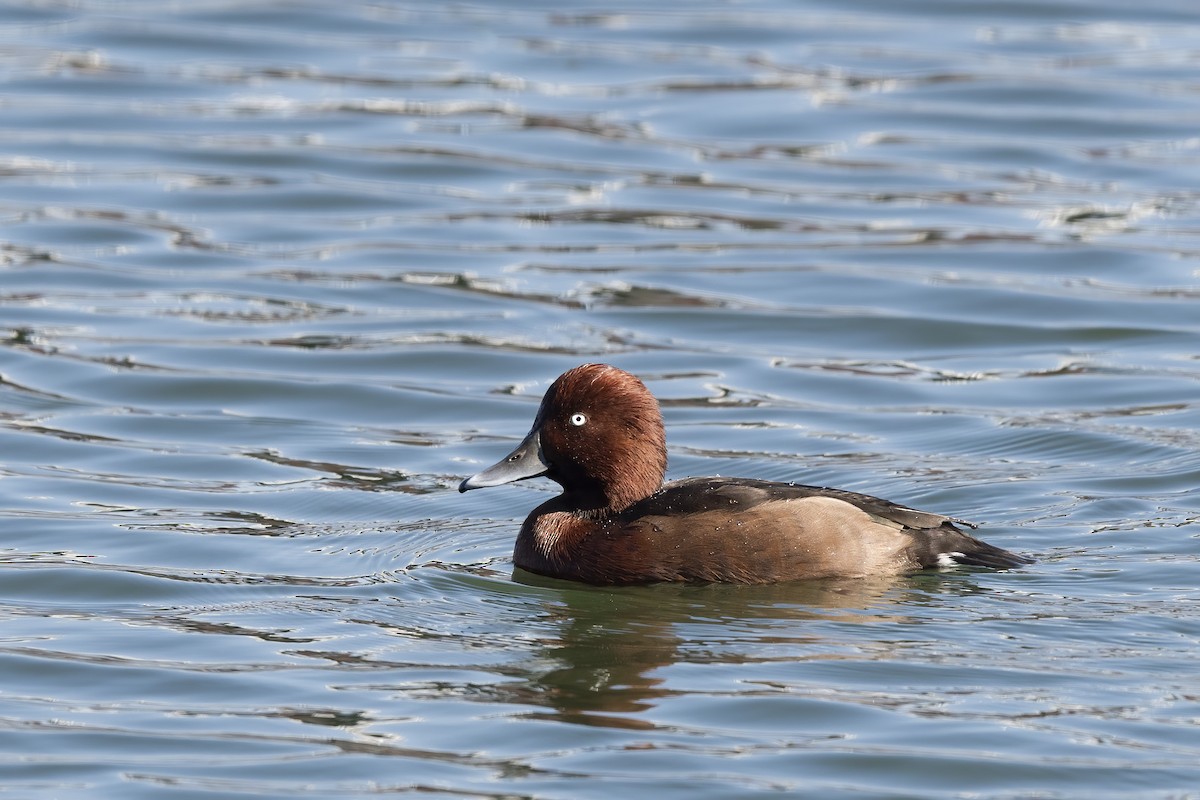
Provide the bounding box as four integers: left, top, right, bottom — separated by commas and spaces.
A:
523, 477, 1028, 585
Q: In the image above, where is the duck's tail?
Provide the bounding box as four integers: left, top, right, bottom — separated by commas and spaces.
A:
923, 526, 1033, 570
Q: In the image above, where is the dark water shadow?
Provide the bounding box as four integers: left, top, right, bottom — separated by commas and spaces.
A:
492, 569, 986, 730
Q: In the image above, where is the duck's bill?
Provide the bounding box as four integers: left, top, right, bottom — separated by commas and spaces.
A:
459, 429, 549, 492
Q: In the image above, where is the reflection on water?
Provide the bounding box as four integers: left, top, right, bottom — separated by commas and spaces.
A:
512, 575, 912, 724
2, 0, 1200, 797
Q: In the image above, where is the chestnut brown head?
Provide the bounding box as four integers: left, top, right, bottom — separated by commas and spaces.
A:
459, 364, 667, 512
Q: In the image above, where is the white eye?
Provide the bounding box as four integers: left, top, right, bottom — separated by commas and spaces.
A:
569, 412, 587, 427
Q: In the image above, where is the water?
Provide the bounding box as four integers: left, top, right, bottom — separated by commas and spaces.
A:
2, 1, 1199, 797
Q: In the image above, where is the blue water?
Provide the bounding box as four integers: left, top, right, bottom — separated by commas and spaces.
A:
2, 1, 1199, 797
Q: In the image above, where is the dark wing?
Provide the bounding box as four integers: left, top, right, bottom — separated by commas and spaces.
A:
793, 485, 974, 530
636, 477, 966, 530
628, 477, 1030, 571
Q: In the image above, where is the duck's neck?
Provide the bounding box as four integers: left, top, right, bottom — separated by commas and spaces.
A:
561, 475, 663, 518
559, 486, 620, 518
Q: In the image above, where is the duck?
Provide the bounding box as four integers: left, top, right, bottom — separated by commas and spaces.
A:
459, 363, 1031, 585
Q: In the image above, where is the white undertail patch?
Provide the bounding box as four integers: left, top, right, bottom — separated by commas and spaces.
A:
937, 551, 965, 567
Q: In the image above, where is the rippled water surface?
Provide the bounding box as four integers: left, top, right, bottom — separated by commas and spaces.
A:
3, 1, 1200, 797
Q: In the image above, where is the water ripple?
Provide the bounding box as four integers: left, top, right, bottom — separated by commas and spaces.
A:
3, 1, 1200, 797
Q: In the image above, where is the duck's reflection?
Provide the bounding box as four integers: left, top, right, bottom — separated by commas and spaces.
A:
504, 571, 949, 728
